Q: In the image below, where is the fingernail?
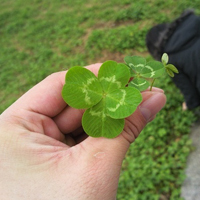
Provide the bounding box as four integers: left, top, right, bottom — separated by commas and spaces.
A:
139, 93, 166, 122
150, 87, 164, 93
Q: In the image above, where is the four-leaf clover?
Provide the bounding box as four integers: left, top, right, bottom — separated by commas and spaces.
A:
62, 61, 142, 138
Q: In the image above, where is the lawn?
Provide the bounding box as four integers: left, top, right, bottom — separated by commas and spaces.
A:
0, 0, 199, 199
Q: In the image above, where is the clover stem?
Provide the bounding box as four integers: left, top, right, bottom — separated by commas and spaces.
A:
150, 78, 156, 91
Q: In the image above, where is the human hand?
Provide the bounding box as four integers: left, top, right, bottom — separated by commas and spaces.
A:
0, 63, 166, 200
182, 101, 188, 111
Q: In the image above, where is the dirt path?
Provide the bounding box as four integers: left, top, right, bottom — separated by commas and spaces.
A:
181, 120, 200, 200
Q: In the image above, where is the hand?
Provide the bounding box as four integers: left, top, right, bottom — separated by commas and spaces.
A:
0, 64, 166, 200
182, 101, 188, 111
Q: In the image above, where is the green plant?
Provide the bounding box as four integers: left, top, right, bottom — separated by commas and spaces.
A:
124, 53, 178, 91
161, 53, 179, 77
62, 53, 178, 138
62, 61, 142, 138
1, 1, 198, 198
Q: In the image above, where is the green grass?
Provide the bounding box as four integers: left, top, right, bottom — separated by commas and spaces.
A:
1, 0, 200, 199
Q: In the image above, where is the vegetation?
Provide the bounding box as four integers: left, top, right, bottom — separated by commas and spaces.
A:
62, 61, 142, 138
62, 53, 178, 138
1, 0, 199, 199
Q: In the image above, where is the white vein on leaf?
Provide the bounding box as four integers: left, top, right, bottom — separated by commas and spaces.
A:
131, 80, 147, 87
129, 62, 156, 78
89, 109, 106, 121
144, 65, 155, 77
81, 78, 96, 105
107, 89, 126, 112
100, 75, 121, 88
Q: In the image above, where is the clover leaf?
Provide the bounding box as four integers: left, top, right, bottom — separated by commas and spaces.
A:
161, 53, 179, 77
62, 66, 103, 109
62, 54, 178, 138
62, 61, 142, 138
124, 53, 179, 91
124, 56, 165, 91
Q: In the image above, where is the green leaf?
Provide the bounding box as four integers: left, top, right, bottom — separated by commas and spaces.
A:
124, 56, 146, 74
129, 68, 136, 76
82, 100, 125, 138
125, 56, 165, 79
98, 61, 130, 93
162, 53, 169, 65
62, 66, 103, 109
129, 77, 150, 91
106, 87, 142, 119
166, 68, 174, 77
141, 61, 165, 78
166, 64, 179, 74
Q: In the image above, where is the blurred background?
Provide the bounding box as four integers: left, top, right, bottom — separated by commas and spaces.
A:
1, 0, 200, 199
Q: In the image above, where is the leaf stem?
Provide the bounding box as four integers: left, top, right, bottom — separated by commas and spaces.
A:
150, 78, 156, 91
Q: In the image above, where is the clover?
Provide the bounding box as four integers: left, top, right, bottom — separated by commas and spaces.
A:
124, 53, 179, 91
62, 61, 142, 138
124, 55, 165, 91
161, 53, 179, 77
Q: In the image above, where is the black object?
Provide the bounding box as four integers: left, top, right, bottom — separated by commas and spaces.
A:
146, 9, 200, 109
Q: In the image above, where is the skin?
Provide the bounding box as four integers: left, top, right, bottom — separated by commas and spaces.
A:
0, 63, 166, 200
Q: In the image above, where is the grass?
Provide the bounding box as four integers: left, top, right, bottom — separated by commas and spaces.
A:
1, 0, 200, 199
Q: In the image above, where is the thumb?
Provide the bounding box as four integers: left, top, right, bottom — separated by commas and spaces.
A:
82, 90, 166, 166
